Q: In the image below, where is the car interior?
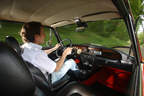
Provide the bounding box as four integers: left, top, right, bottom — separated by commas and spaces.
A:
1, 37, 96, 96
0, 0, 140, 96
0, 32, 134, 96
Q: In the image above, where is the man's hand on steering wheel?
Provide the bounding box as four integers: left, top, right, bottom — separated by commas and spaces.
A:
54, 43, 61, 50
62, 47, 73, 56
55, 38, 82, 58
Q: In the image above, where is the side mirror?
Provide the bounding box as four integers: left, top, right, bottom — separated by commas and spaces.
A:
135, 15, 144, 62
135, 15, 144, 34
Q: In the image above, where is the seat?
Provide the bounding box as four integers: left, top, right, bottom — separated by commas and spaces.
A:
5, 36, 72, 93
26, 61, 71, 96
0, 42, 95, 96
0, 42, 35, 96
5, 36, 22, 55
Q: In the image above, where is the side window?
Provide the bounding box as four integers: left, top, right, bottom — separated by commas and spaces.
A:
0, 21, 58, 47
0, 21, 22, 43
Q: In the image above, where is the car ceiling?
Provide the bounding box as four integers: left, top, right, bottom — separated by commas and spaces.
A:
0, 0, 128, 27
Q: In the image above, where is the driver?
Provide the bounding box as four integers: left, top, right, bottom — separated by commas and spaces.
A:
20, 21, 78, 83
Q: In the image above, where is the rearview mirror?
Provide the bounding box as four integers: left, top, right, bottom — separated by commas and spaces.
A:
75, 19, 87, 32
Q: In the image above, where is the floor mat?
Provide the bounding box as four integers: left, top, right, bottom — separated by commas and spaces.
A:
90, 82, 127, 96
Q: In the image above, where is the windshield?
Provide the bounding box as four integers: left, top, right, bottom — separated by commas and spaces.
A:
0, 20, 131, 55
56, 20, 130, 48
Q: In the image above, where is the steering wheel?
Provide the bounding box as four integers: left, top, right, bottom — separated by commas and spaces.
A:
56, 39, 73, 57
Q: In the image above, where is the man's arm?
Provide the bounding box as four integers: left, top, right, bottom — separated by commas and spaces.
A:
54, 47, 72, 72
44, 43, 60, 54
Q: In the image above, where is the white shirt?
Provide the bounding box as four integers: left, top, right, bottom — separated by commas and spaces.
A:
21, 42, 56, 75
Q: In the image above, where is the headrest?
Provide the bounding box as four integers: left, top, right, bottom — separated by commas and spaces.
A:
0, 42, 35, 96
5, 36, 22, 55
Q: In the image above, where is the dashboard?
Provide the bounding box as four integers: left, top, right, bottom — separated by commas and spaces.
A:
72, 44, 134, 75
74, 44, 122, 60
47, 44, 134, 79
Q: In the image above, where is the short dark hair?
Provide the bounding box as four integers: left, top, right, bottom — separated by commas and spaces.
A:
20, 21, 42, 42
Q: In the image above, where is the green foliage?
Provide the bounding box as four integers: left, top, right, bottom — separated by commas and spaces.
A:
138, 32, 144, 45
0, 22, 22, 43
86, 20, 129, 41
129, 0, 144, 36
0, 21, 51, 46
129, 0, 144, 19
112, 20, 129, 41
0, 19, 130, 48
129, 0, 144, 46
56, 20, 129, 47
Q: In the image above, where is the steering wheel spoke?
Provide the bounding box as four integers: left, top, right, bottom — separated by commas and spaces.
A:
56, 38, 72, 57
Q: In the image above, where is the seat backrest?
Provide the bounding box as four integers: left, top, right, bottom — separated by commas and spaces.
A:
26, 61, 52, 95
5, 36, 56, 94
5, 36, 22, 55
26, 61, 71, 95
0, 42, 35, 96
5, 36, 52, 95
